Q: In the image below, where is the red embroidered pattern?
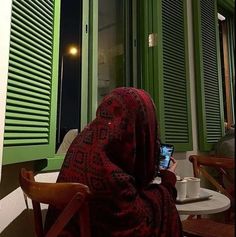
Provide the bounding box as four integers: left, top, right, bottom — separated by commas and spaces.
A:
45, 87, 183, 237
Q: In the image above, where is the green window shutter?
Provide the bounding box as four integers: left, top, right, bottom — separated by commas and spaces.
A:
217, 0, 235, 14
3, 0, 61, 165
151, 0, 192, 151
192, 0, 224, 151
227, 17, 235, 124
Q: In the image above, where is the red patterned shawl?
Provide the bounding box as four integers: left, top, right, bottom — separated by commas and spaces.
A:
45, 87, 183, 237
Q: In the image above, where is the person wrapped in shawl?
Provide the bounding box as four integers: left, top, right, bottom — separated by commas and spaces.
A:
45, 87, 183, 237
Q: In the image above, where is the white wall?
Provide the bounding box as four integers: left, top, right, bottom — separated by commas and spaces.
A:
174, 0, 199, 178
0, 0, 12, 181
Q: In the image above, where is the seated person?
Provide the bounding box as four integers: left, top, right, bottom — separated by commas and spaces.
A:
214, 124, 235, 159
45, 87, 183, 237
214, 124, 235, 195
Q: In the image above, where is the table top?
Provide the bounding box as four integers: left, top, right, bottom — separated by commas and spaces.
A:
176, 188, 231, 215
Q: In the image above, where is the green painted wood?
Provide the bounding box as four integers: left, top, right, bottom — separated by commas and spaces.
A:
8, 71, 51, 89
10, 42, 51, 64
6, 106, 50, 116
40, 155, 64, 172
5, 133, 49, 139
3, 0, 61, 164
88, 0, 98, 122
80, 0, 89, 129
10, 36, 52, 59
3, 144, 52, 165
227, 18, 235, 123
137, 0, 149, 89
151, 0, 192, 151
5, 119, 48, 127
7, 92, 50, 105
9, 55, 51, 74
217, 0, 235, 13
11, 18, 52, 44
12, 4, 52, 34
192, 0, 224, 151
7, 99, 49, 111
152, 0, 164, 139
7, 80, 50, 95
4, 126, 49, 132
7, 86, 50, 100
5, 112, 49, 122
9, 60, 51, 79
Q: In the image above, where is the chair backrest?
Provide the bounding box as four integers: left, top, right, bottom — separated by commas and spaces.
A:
189, 155, 234, 201
19, 168, 91, 237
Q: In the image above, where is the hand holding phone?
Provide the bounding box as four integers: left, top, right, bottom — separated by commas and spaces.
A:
159, 143, 174, 169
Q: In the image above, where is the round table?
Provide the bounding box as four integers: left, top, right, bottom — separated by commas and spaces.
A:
176, 188, 231, 215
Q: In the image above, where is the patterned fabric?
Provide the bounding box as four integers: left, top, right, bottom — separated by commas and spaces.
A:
45, 87, 183, 237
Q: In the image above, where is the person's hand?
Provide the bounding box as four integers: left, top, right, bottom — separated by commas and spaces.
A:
167, 157, 177, 173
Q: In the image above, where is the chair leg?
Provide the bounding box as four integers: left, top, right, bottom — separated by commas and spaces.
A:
45, 193, 85, 237
79, 204, 91, 237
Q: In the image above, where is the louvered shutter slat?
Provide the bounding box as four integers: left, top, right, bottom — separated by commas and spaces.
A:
37, 0, 54, 11
162, 0, 191, 145
10, 55, 51, 74
5, 126, 49, 132
7, 92, 50, 106
6, 106, 49, 116
7, 85, 50, 100
10, 42, 51, 64
5, 112, 49, 122
5, 133, 48, 139
7, 99, 49, 111
12, 19, 52, 45
4, 139, 48, 146
4, 0, 57, 150
32, 1, 53, 16
194, 0, 223, 149
6, 119, 49, 127
10, 29, 52, 54
192, 0, 224, 150
11, 36, 52, 59
8, 70, 51, 88
20, 1, 53, 25
13, 3, 52, 34
8, 78, 50, 95
9, 61, 51, 81
10, 48, 51, 70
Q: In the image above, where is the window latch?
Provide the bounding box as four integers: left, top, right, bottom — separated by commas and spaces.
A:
148, 33, 157, 47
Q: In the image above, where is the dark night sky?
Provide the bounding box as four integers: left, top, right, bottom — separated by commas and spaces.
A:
58, 0, 82, 143
60, 0, 82, 54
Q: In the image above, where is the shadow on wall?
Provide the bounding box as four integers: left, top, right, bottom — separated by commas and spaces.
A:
1, 209, 48, 237
0, 209, 35, 237
0, 159, 47, 199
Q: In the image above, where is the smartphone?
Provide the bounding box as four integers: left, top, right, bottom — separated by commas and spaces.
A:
159, 143, 174, 169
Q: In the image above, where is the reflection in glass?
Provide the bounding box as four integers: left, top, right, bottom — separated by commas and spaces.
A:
98, 0, 125, 104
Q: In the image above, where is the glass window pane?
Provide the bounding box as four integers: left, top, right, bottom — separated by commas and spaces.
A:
98, 0, 125, 104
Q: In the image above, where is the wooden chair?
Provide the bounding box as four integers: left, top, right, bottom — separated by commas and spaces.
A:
19, 168, 91, 237
182, 155, 235, 237
190, 154, 234, 219
182, 218, 234, 237
189, 155, 234, 200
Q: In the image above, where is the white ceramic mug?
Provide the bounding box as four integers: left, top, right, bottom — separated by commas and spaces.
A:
184, 177, 200, 198
175, 179, 187, 200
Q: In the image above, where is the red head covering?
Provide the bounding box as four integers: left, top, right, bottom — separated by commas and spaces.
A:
45, 87, 182, 237
95, 87, 160, 187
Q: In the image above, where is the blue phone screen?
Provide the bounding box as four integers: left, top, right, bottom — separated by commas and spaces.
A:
159, 144, 174, 169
